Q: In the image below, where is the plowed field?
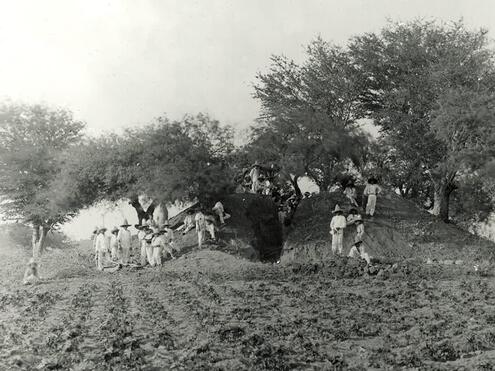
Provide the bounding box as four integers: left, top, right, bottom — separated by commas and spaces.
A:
2, 242, 495, 370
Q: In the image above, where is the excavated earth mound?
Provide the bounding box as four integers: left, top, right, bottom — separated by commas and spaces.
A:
281, 190, 495, 265
169, 194, 283, 262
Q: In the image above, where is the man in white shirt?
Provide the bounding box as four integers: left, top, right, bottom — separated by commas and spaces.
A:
95, 227, 110, 271
136, 225, 149, 266
109, 227, 119, 261
330, 205, 346, 256
23, 258, 41, 285
144, 227, 155, 266
91, 226, 98, 253
176, 209, 196, 234
346, 208, 360, 225
212, 201, 230, 225
343, 183, 359, 207
249, 162, 261, 193
117, 219, 132, 265
348, 240, 371, 265
195, 209, 206, 249
364, 177, 382, 216
151, 222, 176, 266
205, 213, 217, 242
355, 218, 365, 243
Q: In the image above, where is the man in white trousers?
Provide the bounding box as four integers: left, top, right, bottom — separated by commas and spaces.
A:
95, 226, 110, 271
195, 209, 206, 249
364, 177, 382, 216
212, 201, 230, 225
330, 205, 346, 256
136, 224, 149, 266
117, 219, 132, 265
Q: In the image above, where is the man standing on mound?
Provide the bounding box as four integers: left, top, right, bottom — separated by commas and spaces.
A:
195, 208, 206, 249
212, 200, 230, 225
330, 205, 346, 256
117, 219, 132, 265
249, 161, 261, 193
364, 177, 382, 216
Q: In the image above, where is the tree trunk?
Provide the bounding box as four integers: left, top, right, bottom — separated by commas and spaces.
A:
432, 180, 455, 223
129, 196, 157, 226
291, 175, 302, 199
32, 224, 48, 259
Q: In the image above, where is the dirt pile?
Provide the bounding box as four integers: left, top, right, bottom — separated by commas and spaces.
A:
281, 190, 495, 264
170, 194, 283, 262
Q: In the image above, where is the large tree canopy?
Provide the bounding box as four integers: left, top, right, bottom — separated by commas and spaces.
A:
349, 20, 495, 222
56, 113, 235, 225
251, 38, 370, 192
0, 103, 85, 257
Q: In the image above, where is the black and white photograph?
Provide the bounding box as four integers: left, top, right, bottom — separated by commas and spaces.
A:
1, 0, 495, 369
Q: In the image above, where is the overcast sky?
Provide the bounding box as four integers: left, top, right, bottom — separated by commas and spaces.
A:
1, 0, 495, 135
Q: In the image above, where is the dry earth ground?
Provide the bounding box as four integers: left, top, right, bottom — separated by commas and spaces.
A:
3, 240, 495, 370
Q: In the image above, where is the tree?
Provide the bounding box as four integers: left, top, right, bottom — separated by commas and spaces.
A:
365, 139, 432, 201
349, 20, 495, 221
0, 103, 85, 258
252, 38, 369, 193
57, 113, 235, 224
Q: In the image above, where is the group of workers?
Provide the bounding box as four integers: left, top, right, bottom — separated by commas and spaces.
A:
22, 171, 383, 282
91, 201, 231, 271
330, 177, 382, 265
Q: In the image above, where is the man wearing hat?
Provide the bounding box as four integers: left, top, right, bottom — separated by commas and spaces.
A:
161, 221, 177, 259
364, 177, 382, 216
344, 182, 359, 207
212, 200, 230, 225
204, 212, 218, 242
354, 216, 364, 243
23, 257, 41, 285
346, 208, 360, 225
249, 161, 261, 194
176, 209, 195, 235
144, 226, 155, 266
136, 224, 149, 266
348, 240, 371, 265
109, 227, 119, 261
330, 205, 346, 256
195, 208, 207, 249
117, 219, 132, 265
95, 226, 110, 271
91, 226, 99, 254
151, 221, 176, 266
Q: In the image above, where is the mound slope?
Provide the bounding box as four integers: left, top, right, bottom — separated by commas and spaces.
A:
281, 190, 495, 264
169, 194, 283, 262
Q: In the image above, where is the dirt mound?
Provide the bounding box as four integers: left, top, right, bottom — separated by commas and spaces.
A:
281, 190, 495, 265
171, 194, 283, 262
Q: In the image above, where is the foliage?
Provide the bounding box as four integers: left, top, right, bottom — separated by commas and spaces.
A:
450, 175, 495, 225
0, 103, 85, 227
56, 113, 236, 209
251, 38, 370, 190
364, 139, 432, 202
349, 19, 495, 221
